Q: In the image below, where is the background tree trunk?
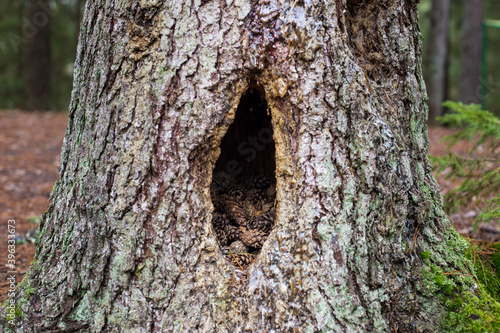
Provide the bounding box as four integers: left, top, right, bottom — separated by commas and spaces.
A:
459, 0, 483, 104
25, 0, 52, 110
425, 0, 450, 124
6, 0, 478, 331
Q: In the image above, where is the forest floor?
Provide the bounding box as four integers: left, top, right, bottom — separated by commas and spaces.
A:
0, 110, 498, 304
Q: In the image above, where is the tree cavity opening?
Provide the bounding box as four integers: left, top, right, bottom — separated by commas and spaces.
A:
210, 88, 276, 269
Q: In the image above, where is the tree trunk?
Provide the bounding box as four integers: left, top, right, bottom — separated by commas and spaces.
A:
425, 0, 450, 125
4, 0, 483, 331
25, 0, 52, 110
459, 0, 483, 105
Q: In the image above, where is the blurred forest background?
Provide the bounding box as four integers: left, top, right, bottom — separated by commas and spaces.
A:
0, 0, 499, 121
0, 0, 83, 111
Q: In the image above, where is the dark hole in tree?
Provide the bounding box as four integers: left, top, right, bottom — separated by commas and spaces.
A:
211, 88, 276, 269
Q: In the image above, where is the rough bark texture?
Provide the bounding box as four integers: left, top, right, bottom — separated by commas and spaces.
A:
459, 0, 483, 105
425, 0, 450, 125
5, 0, 476, 331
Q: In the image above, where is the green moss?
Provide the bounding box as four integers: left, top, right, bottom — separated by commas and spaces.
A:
418, 230, 500, 331
420, 251, 430, 259
441, 283, 453, 295
434, 273, 445, 285
51, 181, 59, 194
448, 295, 463, 311
14, 307, 22, 318
26, 215, 41, 224
492, 252, 500, 276
436, 239, 500, 331
466, 243, 500, 300
24, 283, 35, 300
441, 290, 500, 332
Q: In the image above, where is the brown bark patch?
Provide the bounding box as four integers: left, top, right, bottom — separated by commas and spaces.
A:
345, 1, 410, 81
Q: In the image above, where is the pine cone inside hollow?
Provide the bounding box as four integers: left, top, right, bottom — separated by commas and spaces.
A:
228, 184, 246, 201
240, 227, 269, 249
226, 252, 254, 268
247, 175, 272, 189
210, 170, 276, 269
225, 225, 242, 243
247, 188, 266, 206
212, 213, 229, 230
249, 208, 275, 231
212, 213, 230, 246
220, 194, 247, 223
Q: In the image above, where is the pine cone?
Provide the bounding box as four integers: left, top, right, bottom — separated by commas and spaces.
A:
264, 184, 276, 201
247, 188, 266, 205
211, 172, 276, 262
228, 184, 246, 201
242, 199, 258, 221
212, 213, 228, 230
226, 252, 254, 268
246, 175, 272, 190
229, 240, 249, 253
225, 225, 242, 243
261, 203, 275, 213
250, 208, 275, 231
212, 194, 226, 211
240, 227, 269, 249
220, 194, 247, 224
215, 229, 228, 246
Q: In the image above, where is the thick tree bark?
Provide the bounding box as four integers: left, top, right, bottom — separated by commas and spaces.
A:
425, 0, 450, 125
459, 0, 483, 105
4, 0, 480, 331
25, 0, 52, 110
